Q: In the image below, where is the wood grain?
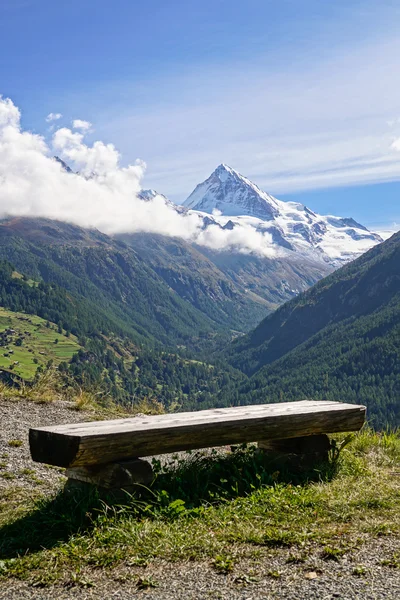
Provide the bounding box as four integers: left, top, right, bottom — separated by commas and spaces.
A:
29, 400, 366, 468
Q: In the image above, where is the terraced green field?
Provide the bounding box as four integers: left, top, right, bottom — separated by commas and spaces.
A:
0, 308, 81, 381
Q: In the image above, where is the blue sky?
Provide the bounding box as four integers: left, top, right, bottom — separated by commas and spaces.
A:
1, 0, 400, 230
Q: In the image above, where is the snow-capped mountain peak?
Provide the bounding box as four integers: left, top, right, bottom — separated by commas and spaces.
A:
184, 164, 279, 221
183, 164, 383, 265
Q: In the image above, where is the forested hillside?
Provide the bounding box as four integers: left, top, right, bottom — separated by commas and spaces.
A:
0, 257, 243, 406
224, 231, 400, 427
117, 232, 269, 330
0, 218, 221, 348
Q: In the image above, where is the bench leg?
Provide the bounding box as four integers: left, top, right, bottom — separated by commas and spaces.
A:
258, 434, 332, 465
65, 458, 154, 492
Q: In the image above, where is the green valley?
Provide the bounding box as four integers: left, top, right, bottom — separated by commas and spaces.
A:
0, 216, 398, 428
0, 308, 80, 381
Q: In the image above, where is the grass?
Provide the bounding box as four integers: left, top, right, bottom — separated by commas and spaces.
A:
0, 429, 399, 586
0, 367, 66, 404
0, 308, 80, 381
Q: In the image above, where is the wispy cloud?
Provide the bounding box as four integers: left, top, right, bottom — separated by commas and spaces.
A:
46, 112, 62, 122
92, 35, 400, 202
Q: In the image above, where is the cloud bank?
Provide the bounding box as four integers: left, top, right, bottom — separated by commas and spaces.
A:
0, 96, 275, 257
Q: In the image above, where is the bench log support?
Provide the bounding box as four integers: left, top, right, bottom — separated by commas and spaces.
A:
66, 458, 153, 491
258, 434, 332, 465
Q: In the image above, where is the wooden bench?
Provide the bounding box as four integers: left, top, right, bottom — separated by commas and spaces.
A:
29, 400, 366, 490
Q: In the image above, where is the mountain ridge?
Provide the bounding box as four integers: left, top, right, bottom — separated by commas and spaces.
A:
181, 164, 382, 265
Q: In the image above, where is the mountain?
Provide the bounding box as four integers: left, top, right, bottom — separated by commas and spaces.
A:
185, 164, 280, 220
0, 217, 218, 348
0, 216, 279, 344
116, 232, 269, 331
194, 245, 330, 310
137, 189, 176, 207
183, 164, 382, 265
223, 231, 400, 427
0, 217, 330, 352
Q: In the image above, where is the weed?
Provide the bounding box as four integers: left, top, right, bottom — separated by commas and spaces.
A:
268, 570, 282, 578
7, 440, 23, 448
68, 572, 95, 588
0, 472, 16, 480
286, 553, 306, 564
380, 554, 400, 568
137, 576, 158, 589
321, 546, 347, 561
19, 468, 36, 476
213, 555, 235, 574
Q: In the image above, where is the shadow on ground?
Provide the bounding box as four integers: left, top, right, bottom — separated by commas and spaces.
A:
0, 445, 338, 560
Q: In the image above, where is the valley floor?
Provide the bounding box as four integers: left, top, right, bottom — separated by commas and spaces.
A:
0, 398, 399, 599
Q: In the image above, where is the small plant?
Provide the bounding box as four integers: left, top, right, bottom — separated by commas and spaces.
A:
8, 439, 23, 448
19, 468, 35, 476
234, 573, 259, 585
268, 570, 282, 579
352, 565, 366, 576
286, 552, 306, 564
68, 572, 95, 588
73, 388, 96, 411
329, 434, 354, 462
30, 476, 45, 485
321, 546, 347, 561
1, 472, 16, 480
136, 576, 158, 589
213, 554, 235, 574
380, 554, 400, 568
164, 498, 186, 519
371, 522, 392, 536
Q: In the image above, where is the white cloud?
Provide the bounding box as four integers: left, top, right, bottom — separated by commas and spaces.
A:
72, 119, 92, 131
375, 225, 399, 240
0, 96, 277, 257
391, 138, 400, 152
46, 112, 62, 122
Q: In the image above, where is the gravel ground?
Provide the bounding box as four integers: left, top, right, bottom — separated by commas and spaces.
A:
0, 398, 93, 493
0, 398, 399, 599
1, 538, 399, 599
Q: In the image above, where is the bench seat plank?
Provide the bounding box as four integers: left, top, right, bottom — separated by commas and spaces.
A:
29, 400, 366, 468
